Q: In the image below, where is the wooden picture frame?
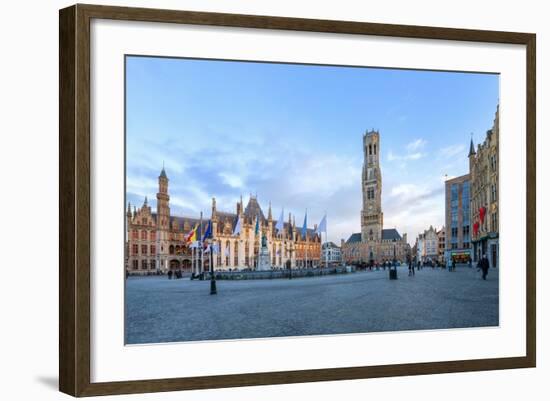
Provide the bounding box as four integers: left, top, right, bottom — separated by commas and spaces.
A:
59, 3, 536, 397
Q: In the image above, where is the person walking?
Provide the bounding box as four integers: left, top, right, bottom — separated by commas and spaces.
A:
480, 254, 490, 280
452, 259, 456, 271
168, 270, 173, 280
408, 258, 415, 276
447, 257, 452, 272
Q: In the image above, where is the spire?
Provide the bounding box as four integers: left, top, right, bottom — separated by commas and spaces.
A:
159, 162, 167, 179
468, 133, 476, 157
143, 196, 148, 206
127, 202, 132, 216
268, 201, 272, 220
212, 197, 217, 219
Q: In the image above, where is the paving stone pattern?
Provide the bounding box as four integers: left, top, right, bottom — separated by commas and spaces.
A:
125, 264, 499, 344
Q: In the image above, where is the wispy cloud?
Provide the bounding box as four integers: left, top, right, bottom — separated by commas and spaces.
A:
407, 138, 427, 152
439, 143, 466, 159
387, 138, 427, 164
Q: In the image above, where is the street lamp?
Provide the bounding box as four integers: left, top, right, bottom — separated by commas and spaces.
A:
210, 239, 217, 295
286, 244, 292, 279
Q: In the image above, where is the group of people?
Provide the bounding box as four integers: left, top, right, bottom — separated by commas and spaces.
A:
406, 254, 491, 280
167, 269, 184, 279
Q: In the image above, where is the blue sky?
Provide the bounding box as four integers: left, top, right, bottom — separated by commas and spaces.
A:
126, 56, 499, 244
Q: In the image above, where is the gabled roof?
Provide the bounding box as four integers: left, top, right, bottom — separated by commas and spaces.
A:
346, 233, 362, 244
243, 196, 266, 222
382, 228, 402, 241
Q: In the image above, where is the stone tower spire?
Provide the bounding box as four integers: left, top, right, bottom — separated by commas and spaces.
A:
126, 202, 132, 227
212, 197, 218, 237
156, 166, 170, 231
361, 129, 383, 242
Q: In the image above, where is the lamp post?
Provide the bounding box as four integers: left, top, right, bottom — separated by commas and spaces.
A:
210, 239, 217, 295
286, 244, 292, 280
389, 243, 398, 280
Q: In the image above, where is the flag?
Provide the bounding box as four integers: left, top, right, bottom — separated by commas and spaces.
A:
204, 244, 211, 253
233, 216, 242, 236
301, 211, 308, 238
202, 220, 212, 241
316, 214, 327, 234
185, 224, 197, 243
190, 240, 199, 248
275, 208, 284, 232
255, 215, 260, 235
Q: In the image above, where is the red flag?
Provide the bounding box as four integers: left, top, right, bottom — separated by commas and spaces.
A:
473, 221, 479, 236
479, 206, 486, 224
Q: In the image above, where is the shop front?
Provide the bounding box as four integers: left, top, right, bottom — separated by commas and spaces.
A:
449, 249, 472, 264
472, 233, 499, 267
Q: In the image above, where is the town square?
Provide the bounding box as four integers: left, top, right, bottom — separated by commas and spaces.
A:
124, 56, 499, 344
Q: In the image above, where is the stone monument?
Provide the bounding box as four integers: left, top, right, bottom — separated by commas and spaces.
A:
257, 233, 271, 271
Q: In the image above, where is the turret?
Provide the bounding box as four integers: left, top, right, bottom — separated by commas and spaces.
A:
212, 197, 217, 220
212, 197, 218, 237
126, 202, 132, 226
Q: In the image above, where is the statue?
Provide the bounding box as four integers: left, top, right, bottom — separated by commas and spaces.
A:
257, 233, 271, 271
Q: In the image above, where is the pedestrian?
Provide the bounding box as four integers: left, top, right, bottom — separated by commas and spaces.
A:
168, 270, 173, 280
447, 257, 453, 272
480, 254, 490, 280
452, 259, 456, 271
408, 258, 415, 276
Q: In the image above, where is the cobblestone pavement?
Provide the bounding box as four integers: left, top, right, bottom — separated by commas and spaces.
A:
125, 264, 499, 344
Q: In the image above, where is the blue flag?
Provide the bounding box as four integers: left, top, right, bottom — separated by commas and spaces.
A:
255, 215, 260, 235
301, 211, 308, 238
202, 220, 212, 241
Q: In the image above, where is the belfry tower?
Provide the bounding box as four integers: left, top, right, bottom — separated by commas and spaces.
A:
361, 130, 383, 242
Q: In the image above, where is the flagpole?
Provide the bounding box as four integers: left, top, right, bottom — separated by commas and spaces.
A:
304, 210, 307, 269
200, 211, 203, 275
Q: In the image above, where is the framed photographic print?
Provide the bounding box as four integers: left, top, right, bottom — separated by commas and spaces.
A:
59, 4, 536, 397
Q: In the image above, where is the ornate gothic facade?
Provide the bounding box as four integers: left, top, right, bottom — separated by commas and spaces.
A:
342, 130, 410, 264
469, 106, 499, 267
125, 168, 321, 274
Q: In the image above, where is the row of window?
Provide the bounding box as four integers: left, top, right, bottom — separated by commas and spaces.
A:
132, 244, 156, 255
132, 229, 156, 241
450, 242, 470, 249
131, 259, 156, 270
